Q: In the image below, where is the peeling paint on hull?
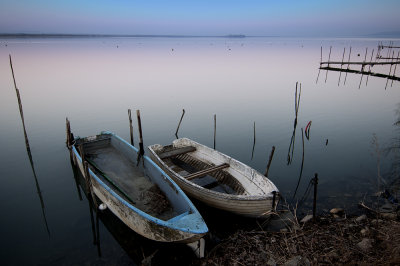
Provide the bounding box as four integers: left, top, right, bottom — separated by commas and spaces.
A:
71, 132, 208, 243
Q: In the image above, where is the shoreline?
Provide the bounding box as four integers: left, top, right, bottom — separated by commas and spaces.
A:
196, 210, 400, 265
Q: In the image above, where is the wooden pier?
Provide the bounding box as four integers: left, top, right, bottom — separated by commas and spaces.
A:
318, 42, 400, 87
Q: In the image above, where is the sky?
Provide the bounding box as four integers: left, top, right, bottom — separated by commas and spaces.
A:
0, 0, 399, 36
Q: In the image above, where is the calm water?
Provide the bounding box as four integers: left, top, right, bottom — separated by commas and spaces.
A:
0, 37, 399, 264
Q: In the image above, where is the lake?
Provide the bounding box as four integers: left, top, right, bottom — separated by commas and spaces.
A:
0, 36, 399, 264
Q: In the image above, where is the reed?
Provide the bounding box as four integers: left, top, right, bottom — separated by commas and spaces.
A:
264, 146, 275, 177
175, 109, 185, 138
9, 54, 50, 237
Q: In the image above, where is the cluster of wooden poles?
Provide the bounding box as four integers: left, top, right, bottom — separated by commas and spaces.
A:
316, 43, 400, 89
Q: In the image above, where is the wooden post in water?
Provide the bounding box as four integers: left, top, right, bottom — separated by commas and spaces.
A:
366, 49, 375, 86
325, 46, 332, 83
128, 109, 134, 146
358, 48, 368, 89
251, 121, 256, 160
385, 51, 395, 90
264, 146, 275, 177
213, 114, 216, 149
316, 46, 322, 84
391, 51, 400, 87
175, 109, 185, 138
313, 173, 319, 222
136, 110, 144, 165
344, 47, 352, 85
338, 47, 346, 86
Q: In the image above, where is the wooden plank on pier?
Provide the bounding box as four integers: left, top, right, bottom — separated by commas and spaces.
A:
185, 163, 229, 180
159, 146, 196, 159
320, 61, 400, 66
319, 66, 400, 81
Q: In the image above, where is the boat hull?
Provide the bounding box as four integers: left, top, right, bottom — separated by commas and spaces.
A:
148, 138, 279, 218
71, 132, 207, 243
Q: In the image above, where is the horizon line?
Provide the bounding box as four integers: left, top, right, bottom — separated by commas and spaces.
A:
1, 32, 400, 39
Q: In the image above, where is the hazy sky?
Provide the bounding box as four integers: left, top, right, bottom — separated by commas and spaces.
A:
1, 0, 399, 36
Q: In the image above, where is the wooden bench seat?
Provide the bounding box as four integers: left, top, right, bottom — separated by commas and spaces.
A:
159, 146, 196, 159
184, 163, 229, 181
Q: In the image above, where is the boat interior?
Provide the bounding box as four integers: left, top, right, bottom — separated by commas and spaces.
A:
156, 145, 246, 195
76, 135, 178, 220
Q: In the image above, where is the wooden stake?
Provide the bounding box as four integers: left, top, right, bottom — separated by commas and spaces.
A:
316, 46, 322, 84
391, 51, 400, 87
358, 47, 368, 89
344, 47, 352, 85
175, 109, 185, 138
128, 109, 134, 146
136, 110, 144, 165
385, 51, 395, 90
264, 146, 275, 177
313, 173, 319, 221
251, 121, 256, 160
325, 46, 332, 83
213, 114, 216, 149
366, 49, 375, 86
338, 47, 346, 86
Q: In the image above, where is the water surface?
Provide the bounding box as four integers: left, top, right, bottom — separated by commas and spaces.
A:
0, 36, 399, 264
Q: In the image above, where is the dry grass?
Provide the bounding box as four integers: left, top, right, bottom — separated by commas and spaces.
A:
198, 215, 400, 265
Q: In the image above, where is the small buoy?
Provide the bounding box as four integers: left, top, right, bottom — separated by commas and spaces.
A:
99, 203, 107, 211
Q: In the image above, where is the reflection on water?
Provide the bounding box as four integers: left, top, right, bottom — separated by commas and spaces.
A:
0, 36, 400, 264
9, 55, 50, 237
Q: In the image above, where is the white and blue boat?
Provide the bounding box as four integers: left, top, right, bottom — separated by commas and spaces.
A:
70, 131, 208, 255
